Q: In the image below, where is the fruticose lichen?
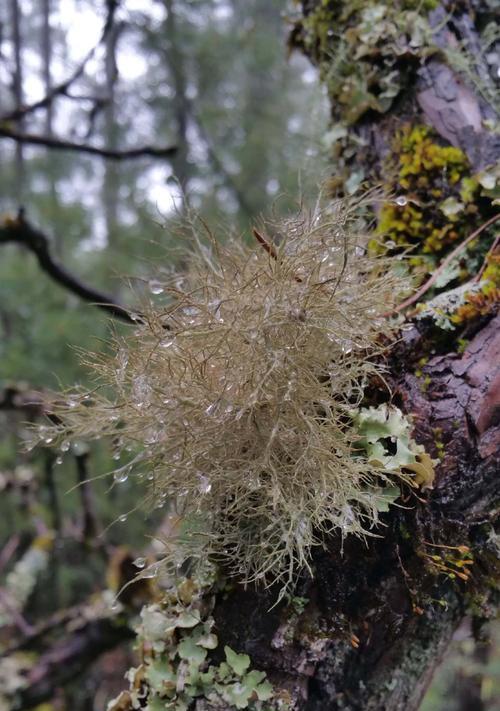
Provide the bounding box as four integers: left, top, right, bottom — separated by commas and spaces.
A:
35, 197, 432, 593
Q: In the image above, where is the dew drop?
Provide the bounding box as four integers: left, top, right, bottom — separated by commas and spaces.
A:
55, 456, 63, 465
119, 514, 128, 522
44, 436, 54, 445
141, 564, 159, 579
133, 556, 147, 569
160, 338, 175, 349
205, 402, 218, 417
198, 474, 212, 494
60, 440, 70, 452
114, 470, 129, 484
147, 472, 154, 481
149, 280, 164, 295
395, 195, 408, 207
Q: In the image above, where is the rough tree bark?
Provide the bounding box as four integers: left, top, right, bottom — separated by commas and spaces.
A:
205, 2, 500, 710
1, 3, 498, 710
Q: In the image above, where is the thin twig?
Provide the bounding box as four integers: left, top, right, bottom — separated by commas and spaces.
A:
0, 0, 118, 123
0, 535, 21, 575
0, 588, 34, 636
393, 213, 500, 314
252, 227, 304, 283
252, 228, 278, 259
475, 232, 500, 283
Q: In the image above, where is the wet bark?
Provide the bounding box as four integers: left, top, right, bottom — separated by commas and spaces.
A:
208, 2, 500, 709
211, 315, 499, 711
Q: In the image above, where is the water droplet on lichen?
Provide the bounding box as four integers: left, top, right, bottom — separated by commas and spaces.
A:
141, 564, 159, 579
114, 470, 129, 484
133, 556, 147, 569
205, 402, 218, 417
198, 474, 212, 494
395, 196, 408, 207
60, 440, 70, 452
149, 280, 164, 295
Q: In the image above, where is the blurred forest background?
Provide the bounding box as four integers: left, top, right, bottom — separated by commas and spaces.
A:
0, 1, 497, 709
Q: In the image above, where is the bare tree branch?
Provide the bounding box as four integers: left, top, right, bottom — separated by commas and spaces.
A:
0, 384, 46, 417
0, 212, 136, 323
0, 126, 177, 161
0, 0, 119, 124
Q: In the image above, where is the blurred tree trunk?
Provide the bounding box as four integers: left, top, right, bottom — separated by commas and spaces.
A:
164, 0, 191, 202
10, 0, 24, 199
207, 2, 500, 710
41, 0, 61, 254
103, 19, 121, 248
41, 0, 52, 135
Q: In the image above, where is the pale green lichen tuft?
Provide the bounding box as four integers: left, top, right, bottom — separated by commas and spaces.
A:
35, 196, 427, 593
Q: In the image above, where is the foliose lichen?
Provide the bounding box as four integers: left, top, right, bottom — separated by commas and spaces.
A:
107, 570, 288, 711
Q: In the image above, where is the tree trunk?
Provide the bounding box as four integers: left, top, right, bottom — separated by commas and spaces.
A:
164, 0, 191, 201
10, 0, 24, 199
103, 19, 121, 248
211, 314, 499, 710
207, 2, 500, 709
41, 0, 61, 254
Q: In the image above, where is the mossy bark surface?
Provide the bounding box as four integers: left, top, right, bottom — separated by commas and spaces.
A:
211, 318, 499, 711
209, 2, 500, 709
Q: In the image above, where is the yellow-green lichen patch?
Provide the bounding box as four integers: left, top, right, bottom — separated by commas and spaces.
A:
378, 125, 477, 262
